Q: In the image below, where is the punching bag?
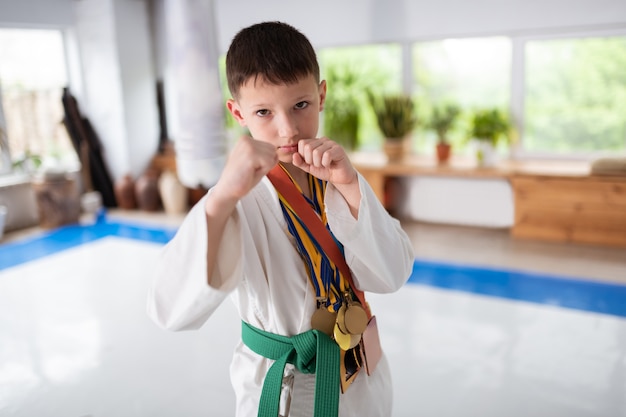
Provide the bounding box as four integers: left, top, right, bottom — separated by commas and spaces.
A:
163, 0, 227, 189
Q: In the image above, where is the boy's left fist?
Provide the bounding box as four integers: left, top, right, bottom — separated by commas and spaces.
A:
292, 137, 358, 185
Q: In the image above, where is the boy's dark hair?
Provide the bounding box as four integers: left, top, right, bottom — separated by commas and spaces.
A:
226, 21, 320, 99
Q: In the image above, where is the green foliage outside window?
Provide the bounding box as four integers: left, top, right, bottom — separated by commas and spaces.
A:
318, 44, 402, 150
321, 65, 361, 150
412, 38, 511, 155
216, 35, 625, 157
525, 36, 626, 154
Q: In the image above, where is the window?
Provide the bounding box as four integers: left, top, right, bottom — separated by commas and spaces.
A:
220, 32, 625, 159
524, 35, 626, 155
0, 29, 77, 175
412, 37, 511, 153
318, 44, 402, 150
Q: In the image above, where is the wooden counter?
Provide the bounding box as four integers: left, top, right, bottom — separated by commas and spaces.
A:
351, 152, 626, 247
511, 174, 626, 247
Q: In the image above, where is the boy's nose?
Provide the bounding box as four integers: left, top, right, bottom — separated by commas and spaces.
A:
277, 113, 299, 138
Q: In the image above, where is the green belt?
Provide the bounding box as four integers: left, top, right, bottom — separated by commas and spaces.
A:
241, 321, 340, 417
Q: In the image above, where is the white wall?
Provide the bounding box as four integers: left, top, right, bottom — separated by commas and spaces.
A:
214, 0, 626, 52
112, 0, 160, 179
73, 0, 128, 182
0, 0, 73, 28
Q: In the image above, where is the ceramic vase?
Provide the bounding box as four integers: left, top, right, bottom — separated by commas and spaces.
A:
158, 170, 188, 215
135, 169, 161, 211
114, 174, 137, 209
476, 142, 497, 167
383, 139, 406, 162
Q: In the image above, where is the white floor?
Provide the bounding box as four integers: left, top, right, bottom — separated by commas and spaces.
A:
1, 215, 625, 417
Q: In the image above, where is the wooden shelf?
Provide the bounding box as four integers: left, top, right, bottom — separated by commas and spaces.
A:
351, 151, 626, 247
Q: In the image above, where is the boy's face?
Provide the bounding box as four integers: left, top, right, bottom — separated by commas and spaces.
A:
227, 74, 327, 164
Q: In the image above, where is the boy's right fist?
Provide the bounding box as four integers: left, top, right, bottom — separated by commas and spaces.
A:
217, 135, 278, 201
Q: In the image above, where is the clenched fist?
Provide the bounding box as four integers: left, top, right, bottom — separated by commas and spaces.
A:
292, 137, 358, 186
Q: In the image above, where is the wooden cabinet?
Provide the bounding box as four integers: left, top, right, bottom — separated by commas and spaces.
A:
511, 175, 626, 247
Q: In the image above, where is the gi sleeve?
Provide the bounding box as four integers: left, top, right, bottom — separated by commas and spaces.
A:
146, 194, 243, 331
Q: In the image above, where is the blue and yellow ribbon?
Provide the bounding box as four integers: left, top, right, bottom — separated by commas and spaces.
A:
276, 165, 347, 312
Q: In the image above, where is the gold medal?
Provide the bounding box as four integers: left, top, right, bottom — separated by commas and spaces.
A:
311, 299, 337, 337
335, 303, 349, 334
333, 323, 361, 350
344, 303, 368, 335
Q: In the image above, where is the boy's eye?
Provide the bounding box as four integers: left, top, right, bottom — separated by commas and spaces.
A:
256, 109, 270, 117
295, 101, 309, 110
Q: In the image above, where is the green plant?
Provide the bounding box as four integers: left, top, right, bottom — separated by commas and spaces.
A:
427, 103, 461, 144
469, 108, 511, 146
12, 149, 42, 172
368, 93, 417, 140
323, 65, 361, 150
324, 98, 359, 150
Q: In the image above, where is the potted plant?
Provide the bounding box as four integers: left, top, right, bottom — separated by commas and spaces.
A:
427, 103, 460, 164
368, 93, 417, 161
469, 108, 511, 167
323, 65, 361, 150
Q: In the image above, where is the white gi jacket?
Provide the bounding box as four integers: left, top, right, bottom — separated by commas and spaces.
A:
147, 173, 414, 417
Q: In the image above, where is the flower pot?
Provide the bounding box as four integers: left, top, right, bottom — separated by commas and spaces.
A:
476, 141, 497, 167
436, 143, 451, 164
383, 138, 408, 162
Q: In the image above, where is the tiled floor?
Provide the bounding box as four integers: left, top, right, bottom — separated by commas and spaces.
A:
1, 211, 625, 417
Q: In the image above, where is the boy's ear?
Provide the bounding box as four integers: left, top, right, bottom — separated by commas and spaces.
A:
318, 80, 327, 112
226, 99, 246, 126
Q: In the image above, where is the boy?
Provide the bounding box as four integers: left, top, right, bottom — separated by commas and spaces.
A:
147, 21, 414, 417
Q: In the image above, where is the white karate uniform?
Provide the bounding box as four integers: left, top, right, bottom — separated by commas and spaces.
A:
147, 173, 414, 417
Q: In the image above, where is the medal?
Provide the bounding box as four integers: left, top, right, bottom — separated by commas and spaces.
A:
310, 298, 337, 337
335, 303, 349, 334
341, 291, 368, 335
344, 302, 368, 335
333, 322, 361, 350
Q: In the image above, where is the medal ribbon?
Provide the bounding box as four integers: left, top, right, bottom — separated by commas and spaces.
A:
271, 164, 345, 311
267, 164, 370, 317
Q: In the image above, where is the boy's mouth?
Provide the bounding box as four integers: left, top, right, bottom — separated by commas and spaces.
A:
278, 144, 299, 153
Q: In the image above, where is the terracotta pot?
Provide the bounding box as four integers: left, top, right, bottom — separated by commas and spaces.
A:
436, 143, 451, 164
135, 169, 161, 211
114, 174, 137, 209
